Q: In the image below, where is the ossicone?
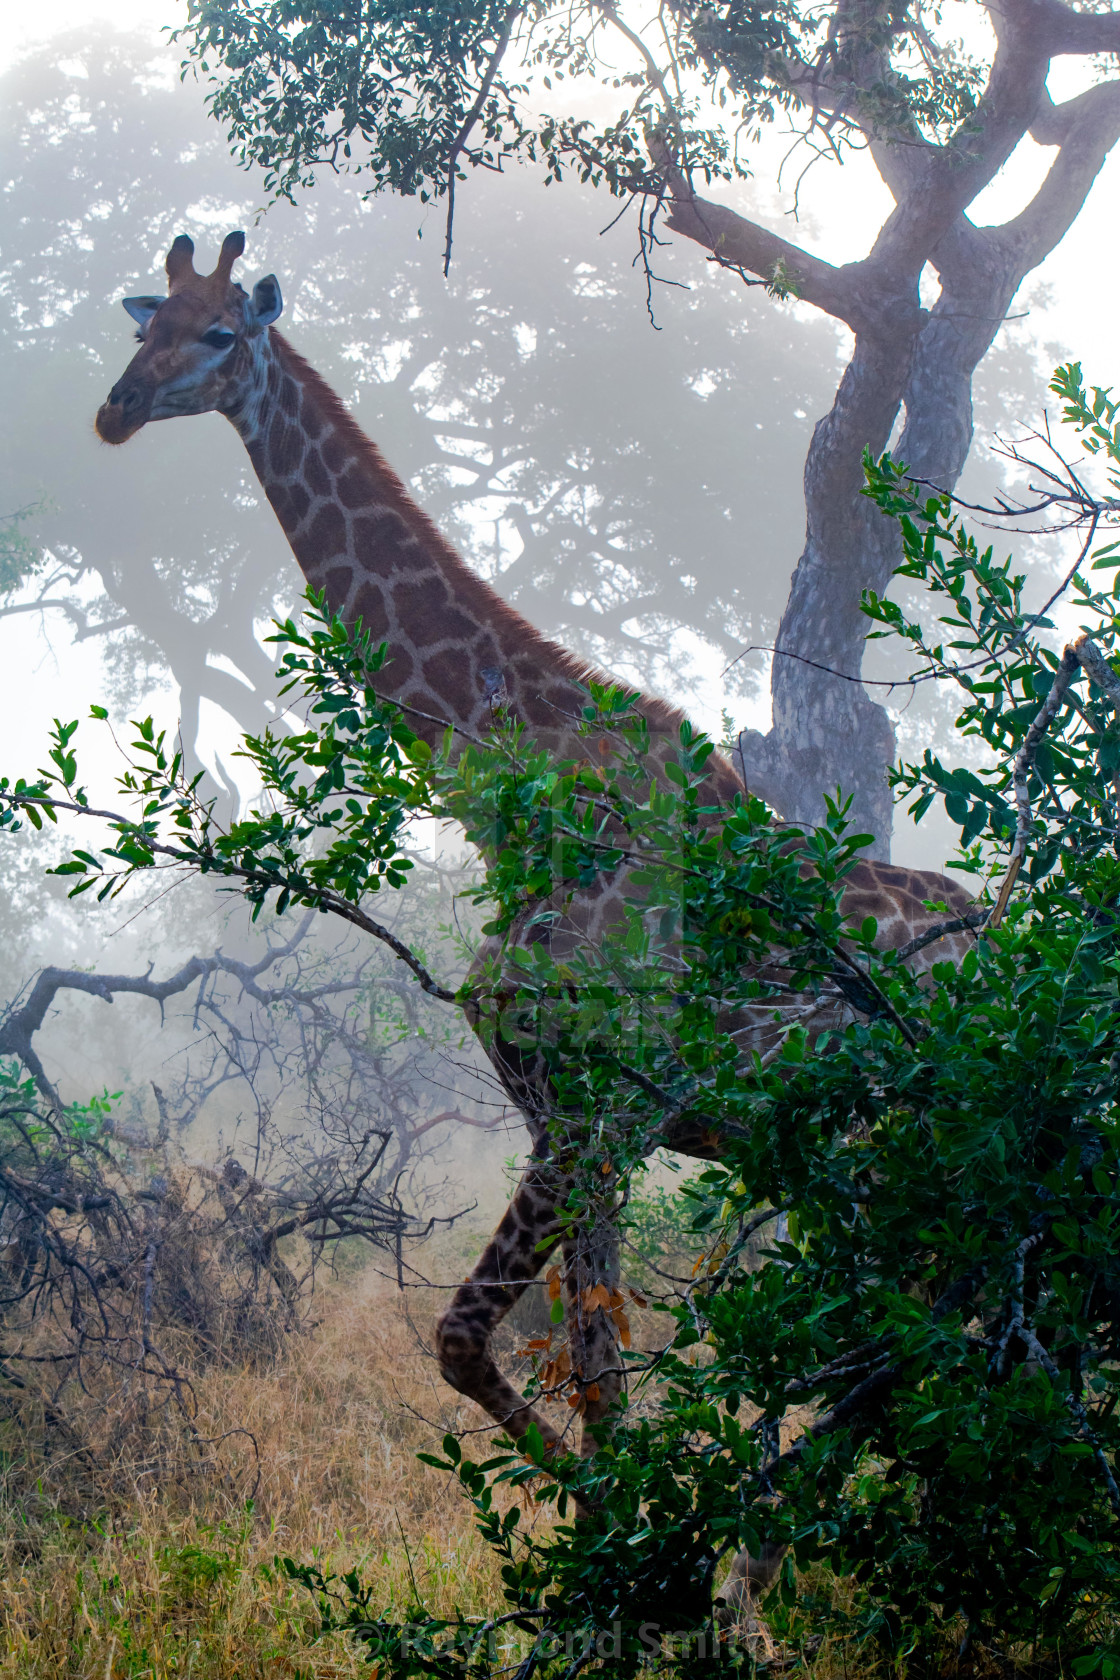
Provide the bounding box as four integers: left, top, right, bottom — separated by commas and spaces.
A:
215, 230, 246, 284
164, 230, 247, 292
165, 233, 197, 288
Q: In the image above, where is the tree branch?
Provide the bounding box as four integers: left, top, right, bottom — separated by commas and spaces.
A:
1001, 78, 1120, 270
1022, 0, 1120, 57
989, 645, 1079, 927
654, 146, 871, 329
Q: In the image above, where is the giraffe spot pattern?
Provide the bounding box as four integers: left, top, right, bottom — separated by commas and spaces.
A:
423, 646, 476, 713
382, 646, 414, 684
323, 565, 355, 614
351, 507, 406, 554
271, 480, 311, 530
336, 467, 371, 510
321, 431, 350, 473
351, 583, 391, 640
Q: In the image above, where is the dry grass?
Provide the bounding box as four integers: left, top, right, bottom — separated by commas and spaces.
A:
0, 1250, 888, 1680
0, 1263, 512, 1679
0, 1251, 984, 1680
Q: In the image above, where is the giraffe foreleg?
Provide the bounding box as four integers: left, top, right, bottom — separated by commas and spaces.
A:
435, 1159, 567, 1447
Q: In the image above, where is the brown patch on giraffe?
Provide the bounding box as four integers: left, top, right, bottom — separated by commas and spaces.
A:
429, 608, 480, 643
392, 574, 451, 622
423, 648, 475, 712
322, 566, 356, 615
544, 682, 579, 712
382, 646, 414, 684
321, 430, 351, 474
307, 503, 348, 560
279, 377, 300, 419
269, 480, 311, 531
304, 448, 332, 499
352, 509, 407, 558
516, 682, 582, 730
336, 467, 372, 510
350, 585, 391, 640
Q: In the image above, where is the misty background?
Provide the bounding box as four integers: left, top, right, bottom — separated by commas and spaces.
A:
0, 17, 1095, 1222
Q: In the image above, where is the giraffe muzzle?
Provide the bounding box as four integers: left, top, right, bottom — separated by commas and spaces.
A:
95, 380, 152, 445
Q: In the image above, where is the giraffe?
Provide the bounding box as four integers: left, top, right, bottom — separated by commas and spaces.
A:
95, 232, 976, 1601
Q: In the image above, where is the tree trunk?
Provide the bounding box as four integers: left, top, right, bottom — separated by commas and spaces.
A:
736, 212, 1092, 856
735, 313, 918, 852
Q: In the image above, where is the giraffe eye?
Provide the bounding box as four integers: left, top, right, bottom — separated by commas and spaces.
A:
202, 327, 236, 350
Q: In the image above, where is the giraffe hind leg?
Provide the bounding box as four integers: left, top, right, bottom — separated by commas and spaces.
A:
435, 1160, 567, 1448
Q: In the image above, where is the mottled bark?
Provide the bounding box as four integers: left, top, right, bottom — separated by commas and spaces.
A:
659, 0, 1120, 855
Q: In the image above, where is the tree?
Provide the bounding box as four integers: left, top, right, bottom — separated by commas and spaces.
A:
177, 0, 1120, 853
0, 904, 494, 1178
6, 366, 1120, 1666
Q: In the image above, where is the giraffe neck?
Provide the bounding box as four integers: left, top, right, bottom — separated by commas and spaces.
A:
216, 334, 957, 924
222, 327, 684, 759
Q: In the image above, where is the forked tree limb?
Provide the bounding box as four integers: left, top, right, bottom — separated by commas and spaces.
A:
646, 0, 1120, 856
0, 913, 317, 1107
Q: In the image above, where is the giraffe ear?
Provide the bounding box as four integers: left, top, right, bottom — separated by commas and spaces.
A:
249, 275, 283, 326
122, 296, 163, 327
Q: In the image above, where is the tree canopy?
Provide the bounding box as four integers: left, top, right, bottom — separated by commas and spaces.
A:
176, 0, 985, 262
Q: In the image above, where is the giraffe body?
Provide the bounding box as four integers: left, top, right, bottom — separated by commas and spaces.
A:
96, 234, 976, 1601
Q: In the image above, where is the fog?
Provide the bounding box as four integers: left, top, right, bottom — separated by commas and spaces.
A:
0, 21, 1085, 1212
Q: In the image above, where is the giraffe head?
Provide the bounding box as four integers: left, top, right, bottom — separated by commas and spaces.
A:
95, 231, 283, 444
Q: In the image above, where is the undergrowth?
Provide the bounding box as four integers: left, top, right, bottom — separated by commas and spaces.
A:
0, 1265, 505, 1679
0, 1240, 1071, 1679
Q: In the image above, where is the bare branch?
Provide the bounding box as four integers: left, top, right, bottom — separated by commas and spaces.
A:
652, 142, 870, 328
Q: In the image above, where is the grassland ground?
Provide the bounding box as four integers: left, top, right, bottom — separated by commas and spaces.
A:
0, 1254, 516, 1678
0, 1234, 968, 1680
